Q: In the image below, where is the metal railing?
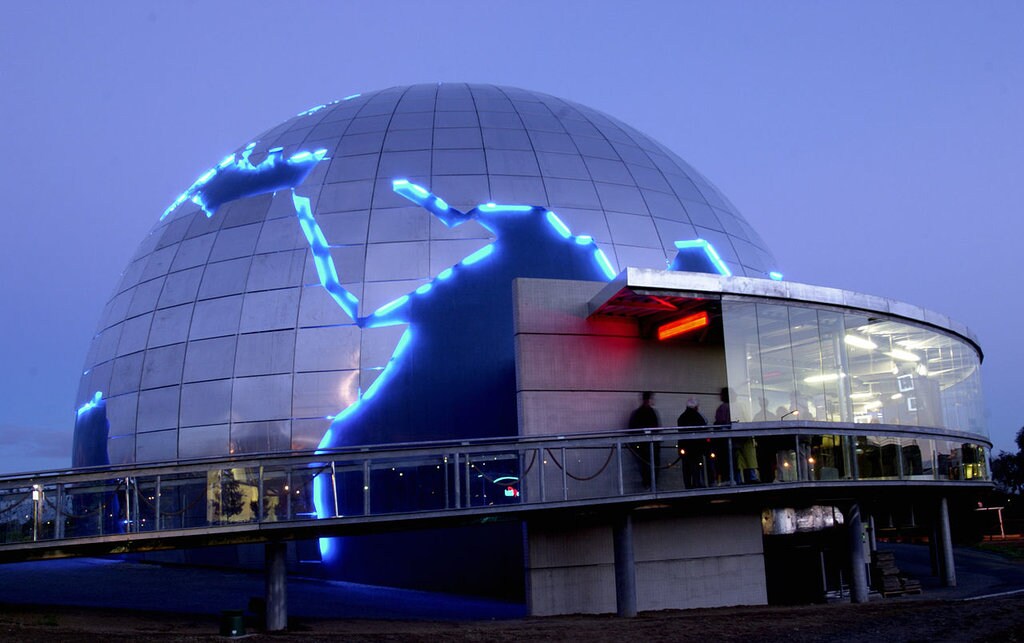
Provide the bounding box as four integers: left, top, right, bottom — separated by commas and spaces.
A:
0, 423, 990, 553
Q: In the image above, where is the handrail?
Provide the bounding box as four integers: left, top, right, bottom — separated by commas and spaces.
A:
0, 422, 991, 556
0, 421, 990, 488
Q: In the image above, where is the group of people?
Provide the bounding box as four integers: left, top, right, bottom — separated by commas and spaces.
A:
627, 388, 731, 432
627, 388, 758, 488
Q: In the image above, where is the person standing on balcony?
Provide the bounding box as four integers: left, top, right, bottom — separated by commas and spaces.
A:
677, 398, 707, 488
628, 391, 661, 490
714, 387, 732, 426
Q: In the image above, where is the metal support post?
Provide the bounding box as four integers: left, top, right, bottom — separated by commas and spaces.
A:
329, 461, 339, 518
728, 437, 735, 485
31, 485, 42, 541
363, 460, 371, 515
938, 496, 956, 587
123, 478, 132, 533
154, 476, 162, 531
257, 466, 264, 522
616, 442, 624, 496
648, 442, 657, 492
561, 447, 568, 501
265, 540, 288, 632
444, 455, 451, 508
131, 478, 140, 533
537, 448, 546, 502
453, 453, 461, 509
612, 513, 637, 617
54, 484, 64, 540
285, 471, 292, 521
845, 503, 869, 603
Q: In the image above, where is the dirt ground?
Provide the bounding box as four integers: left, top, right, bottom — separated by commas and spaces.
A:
2, 593, 1023, 642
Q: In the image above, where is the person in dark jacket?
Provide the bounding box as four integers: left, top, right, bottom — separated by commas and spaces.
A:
677, 398, 707, 427
676, 398, 707, 488
714, 387, 732, 425
628, 391, 660, 489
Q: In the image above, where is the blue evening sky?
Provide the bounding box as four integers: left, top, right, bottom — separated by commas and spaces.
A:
0, 1, 1020, 473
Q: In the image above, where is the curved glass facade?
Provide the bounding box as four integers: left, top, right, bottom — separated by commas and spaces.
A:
721, 300, 985, 437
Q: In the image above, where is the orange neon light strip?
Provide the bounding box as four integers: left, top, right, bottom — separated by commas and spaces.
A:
657, 311, 709, 341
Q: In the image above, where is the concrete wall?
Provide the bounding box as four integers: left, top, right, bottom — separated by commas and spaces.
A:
527, 513, 767, 616
513, 278, 727, 437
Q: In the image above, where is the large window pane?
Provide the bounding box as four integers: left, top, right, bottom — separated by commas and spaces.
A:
756, 304, 797, 421
722, 301, 764, 422
721, 300, 985, 436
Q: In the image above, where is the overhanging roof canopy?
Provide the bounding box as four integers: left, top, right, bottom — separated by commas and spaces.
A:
587, 268, 981, 357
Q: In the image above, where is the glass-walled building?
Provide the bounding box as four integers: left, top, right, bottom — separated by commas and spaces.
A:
721, 300, 984, 434
565, 268, 991, 485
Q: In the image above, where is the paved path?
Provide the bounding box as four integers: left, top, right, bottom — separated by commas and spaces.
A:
0, 557, 525, 620
883, 542, 1024, 600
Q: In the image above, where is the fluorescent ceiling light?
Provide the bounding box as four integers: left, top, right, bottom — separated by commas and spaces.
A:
844, 334, 878, 350
886, 349, 921, 362
803, 373, 845, 383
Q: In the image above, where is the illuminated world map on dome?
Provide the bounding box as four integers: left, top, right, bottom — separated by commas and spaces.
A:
74, 83, 781, 473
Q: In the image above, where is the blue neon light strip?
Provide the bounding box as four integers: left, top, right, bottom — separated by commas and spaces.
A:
461, 244, 495, 266
545, 211, 572, 239
373, 295, 410, 317
293, 192, 360, 319
76, 391, 103, 417
478, 203, 533, 213
392, 179, 466, 226
162, 146, 328, 220
769, 271, 784, 281
393, 180, 621, 286
674, 239, 733, 277
593, 248, 617, 280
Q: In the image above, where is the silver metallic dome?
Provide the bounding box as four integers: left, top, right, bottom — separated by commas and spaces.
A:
76, 83, 779, 465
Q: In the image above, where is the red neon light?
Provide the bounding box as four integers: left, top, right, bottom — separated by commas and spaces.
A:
657, 311, 709, 340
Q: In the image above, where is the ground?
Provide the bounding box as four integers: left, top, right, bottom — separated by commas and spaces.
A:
1, 595, 1023, 642
1, 542, 1023, 641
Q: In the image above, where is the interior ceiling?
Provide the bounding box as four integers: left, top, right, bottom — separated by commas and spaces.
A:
590, 287, 721, 341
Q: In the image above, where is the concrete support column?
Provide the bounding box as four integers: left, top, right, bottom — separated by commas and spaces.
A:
265, 541, 288, 631
867, 515, 877, 555
845, 503, 869, 603
938, 497, 956, 587
612, 514, 637, 617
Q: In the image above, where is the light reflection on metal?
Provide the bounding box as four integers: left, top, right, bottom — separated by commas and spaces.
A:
76, 391, 103, 417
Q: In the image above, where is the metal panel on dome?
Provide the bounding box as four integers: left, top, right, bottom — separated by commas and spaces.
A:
182, 337, 236, 383
76, 83, 784, 473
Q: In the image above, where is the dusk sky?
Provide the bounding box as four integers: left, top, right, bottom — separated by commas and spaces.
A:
1, 2, 1021, 474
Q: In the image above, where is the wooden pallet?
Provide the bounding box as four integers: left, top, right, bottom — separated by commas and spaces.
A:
872, 551, 922, 597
